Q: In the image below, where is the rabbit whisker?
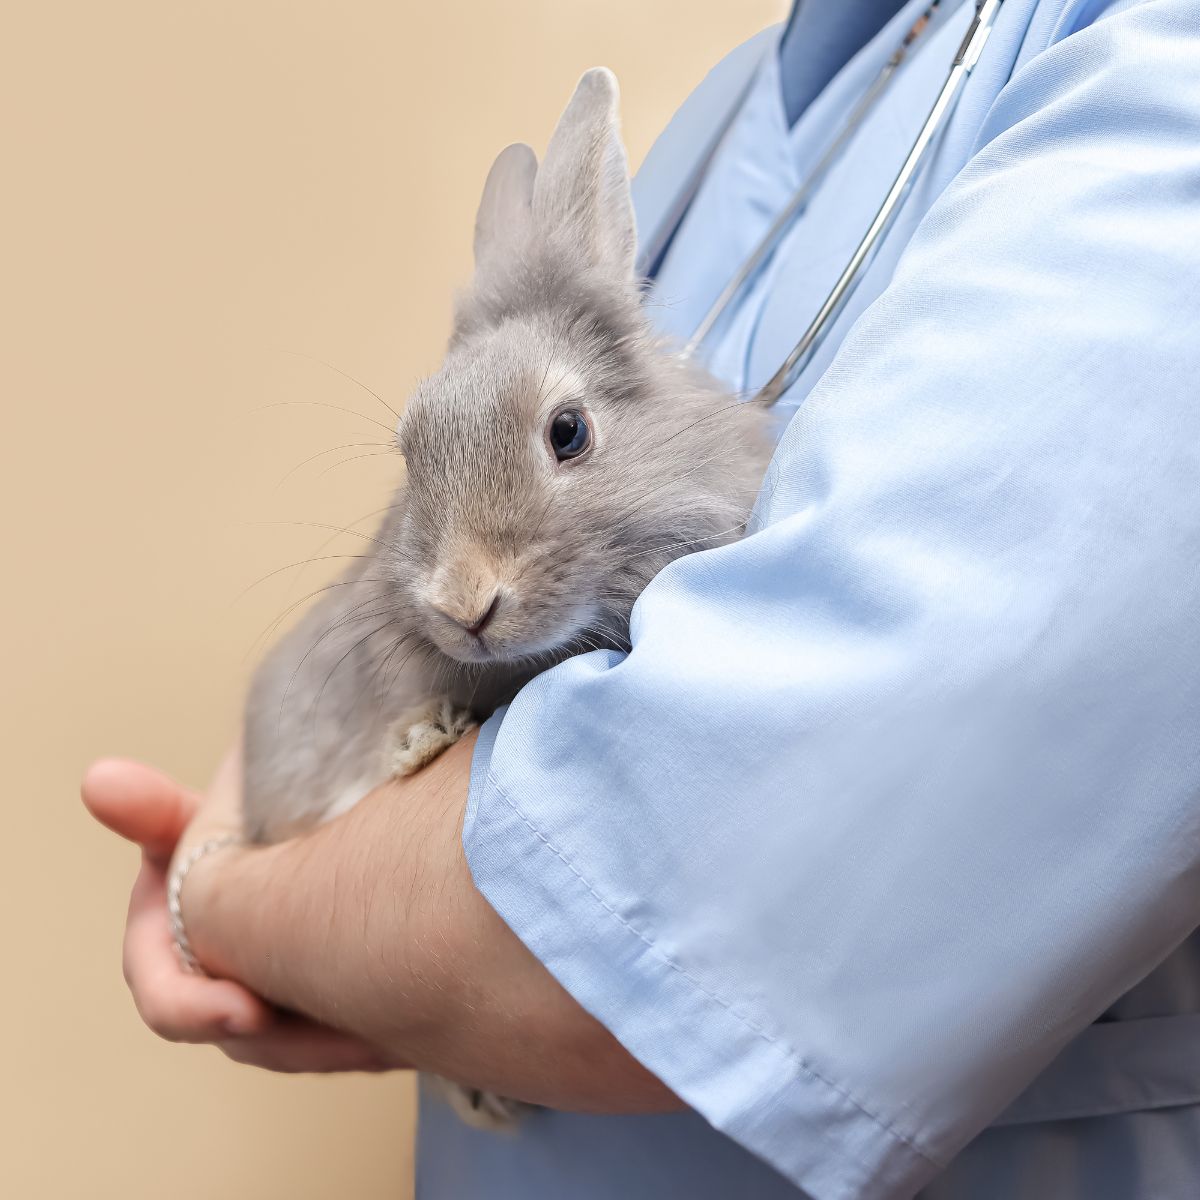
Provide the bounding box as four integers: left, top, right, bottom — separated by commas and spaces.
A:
236, 554, 373, 602
255, 519, 403, 558
278, 599, 399, 727
284, 500, 410, 600
315, 449, 401, 480
311, 617, 405, 732
278, 349, 403, 424
276, 442, 397, 488
254, 400, 398, 439
251, 578, 392, 663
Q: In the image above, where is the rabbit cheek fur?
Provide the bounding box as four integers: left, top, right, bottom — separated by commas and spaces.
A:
239, 68, 774, 1129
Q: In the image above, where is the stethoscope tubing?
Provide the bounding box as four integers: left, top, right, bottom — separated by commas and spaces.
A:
684, 0, 958, 357
677, 0, 1004, 407
756, 0, 1003, 405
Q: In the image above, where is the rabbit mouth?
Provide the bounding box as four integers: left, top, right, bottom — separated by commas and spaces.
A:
424, 602, 603, 668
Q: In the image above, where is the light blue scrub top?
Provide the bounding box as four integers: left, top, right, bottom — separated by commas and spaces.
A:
420, 2, 1200, 1197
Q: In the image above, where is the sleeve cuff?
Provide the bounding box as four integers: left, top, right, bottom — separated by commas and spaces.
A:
465, 717, 943, 1200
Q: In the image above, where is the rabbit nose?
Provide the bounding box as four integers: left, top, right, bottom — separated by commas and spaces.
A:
434, 590, 501, 637
462, 592, 501, 636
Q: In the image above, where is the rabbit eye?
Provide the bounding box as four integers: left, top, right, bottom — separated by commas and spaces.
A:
547, 409, 591, 461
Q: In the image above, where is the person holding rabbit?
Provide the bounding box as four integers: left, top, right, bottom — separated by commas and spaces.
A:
85, 2, 1200, 1198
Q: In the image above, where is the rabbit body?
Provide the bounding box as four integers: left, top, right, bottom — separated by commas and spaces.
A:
241, 68, 774, 1125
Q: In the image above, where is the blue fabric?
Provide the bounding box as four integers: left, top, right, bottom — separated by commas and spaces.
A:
423, 1, 1200, 1197
780, 0, 907, 124
650, 0, 978, 402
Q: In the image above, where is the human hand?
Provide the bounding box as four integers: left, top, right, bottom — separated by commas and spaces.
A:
82, 755, 400, 1072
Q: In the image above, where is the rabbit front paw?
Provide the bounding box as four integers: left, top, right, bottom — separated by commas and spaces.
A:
388, 697, 476, 777
433, 1077, 531, 1132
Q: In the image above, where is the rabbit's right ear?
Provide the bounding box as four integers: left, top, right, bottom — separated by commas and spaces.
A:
473, 142, 538, 272
533, 68, 636, 284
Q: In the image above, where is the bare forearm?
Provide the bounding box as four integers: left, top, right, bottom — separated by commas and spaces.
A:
185, 733, 678, 1112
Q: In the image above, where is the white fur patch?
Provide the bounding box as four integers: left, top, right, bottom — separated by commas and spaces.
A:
318, 777, 380, 824
430, 1075, 529, 1133
388, 697, 477, 777
537, 364, 586, 409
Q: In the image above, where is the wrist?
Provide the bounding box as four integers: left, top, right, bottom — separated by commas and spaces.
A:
179, 836, 270, 984
176, 812, 432, 1047
167, 833, 243, 972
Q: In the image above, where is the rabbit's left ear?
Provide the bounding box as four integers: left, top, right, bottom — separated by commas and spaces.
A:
474, 142, 538, 272
533, 68, 636, 283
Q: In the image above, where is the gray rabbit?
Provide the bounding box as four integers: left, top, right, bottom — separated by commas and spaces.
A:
242, 68, 773, 1126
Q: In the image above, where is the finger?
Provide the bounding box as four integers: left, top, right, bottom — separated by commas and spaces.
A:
83, 758, 199, 862
219, 1018, 408, 1073
122, 862, 272, 1042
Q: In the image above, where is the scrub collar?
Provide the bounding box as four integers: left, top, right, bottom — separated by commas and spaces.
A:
780, 0, 909, 124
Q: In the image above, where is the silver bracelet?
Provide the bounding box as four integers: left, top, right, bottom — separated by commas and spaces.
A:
166, 834, 241, 973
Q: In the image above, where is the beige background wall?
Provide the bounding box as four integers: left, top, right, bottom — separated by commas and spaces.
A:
1, 2, 783, 1197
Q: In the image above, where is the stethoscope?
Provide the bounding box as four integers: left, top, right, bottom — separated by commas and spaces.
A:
679, 0, 1004, 406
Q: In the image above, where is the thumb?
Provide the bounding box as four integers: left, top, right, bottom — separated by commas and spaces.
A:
82, 758, 199, 861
